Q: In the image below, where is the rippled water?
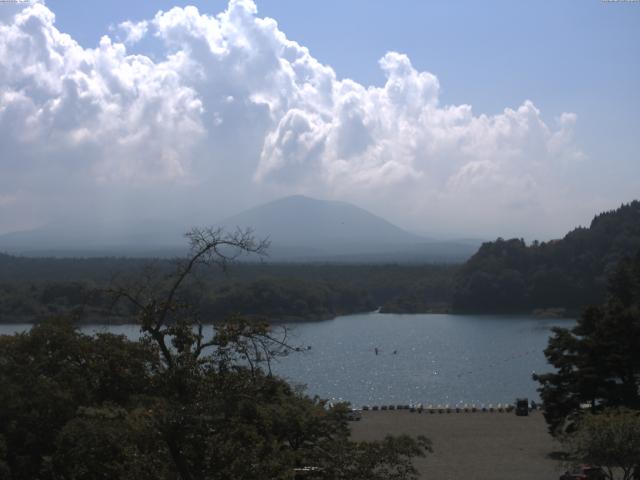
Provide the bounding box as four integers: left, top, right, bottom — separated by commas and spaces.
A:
0, 312, 574, 407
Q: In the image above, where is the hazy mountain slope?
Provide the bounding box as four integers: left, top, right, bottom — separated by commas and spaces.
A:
219, 195, 426, 249
217, 195, 479, 261
0, 195, 478, 261
0, 219, 188, 256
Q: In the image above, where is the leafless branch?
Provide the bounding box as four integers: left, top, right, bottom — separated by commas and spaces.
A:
106, 227, 270, 368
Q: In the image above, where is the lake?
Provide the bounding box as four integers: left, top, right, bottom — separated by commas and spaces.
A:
0, 312, 574, 407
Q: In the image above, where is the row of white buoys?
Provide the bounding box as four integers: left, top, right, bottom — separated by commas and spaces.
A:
361, 403, 518, 413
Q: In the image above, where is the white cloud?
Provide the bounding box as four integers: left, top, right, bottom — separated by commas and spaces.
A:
116, 20, 148, 45
0, 0, 592, 237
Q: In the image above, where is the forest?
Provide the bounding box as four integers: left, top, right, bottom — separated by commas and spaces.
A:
452, 201, 640, 314
1, 201, 639, 322
0, 254, 455, 323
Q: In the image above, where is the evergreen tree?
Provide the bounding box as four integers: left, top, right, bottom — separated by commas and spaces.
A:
534, 251, 640, 434
453, 201, 640, 313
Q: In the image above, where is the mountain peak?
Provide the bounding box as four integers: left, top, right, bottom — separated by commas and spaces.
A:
220, 196, 425, 250
261, 194, 342, 208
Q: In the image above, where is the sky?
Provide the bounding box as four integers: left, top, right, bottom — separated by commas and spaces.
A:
0, 0, 638, 240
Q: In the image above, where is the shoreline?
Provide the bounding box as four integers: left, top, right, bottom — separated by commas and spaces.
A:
0, 308, 578, 326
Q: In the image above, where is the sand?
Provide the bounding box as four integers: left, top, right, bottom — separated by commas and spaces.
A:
350, 409, 564, 480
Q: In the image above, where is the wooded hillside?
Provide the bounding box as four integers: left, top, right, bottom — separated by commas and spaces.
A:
452, 201, 640, 313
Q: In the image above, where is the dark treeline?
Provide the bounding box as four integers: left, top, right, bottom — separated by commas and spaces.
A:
0, 255, 456, 323
452, 201, 640, 314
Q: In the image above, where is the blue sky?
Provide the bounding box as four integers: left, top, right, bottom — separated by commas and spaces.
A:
47, 0, 640, 132
0, 0, 638, 238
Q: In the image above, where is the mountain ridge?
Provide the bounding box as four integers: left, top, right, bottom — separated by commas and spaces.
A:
0, 195, 477, 261
218, 195, 427, 248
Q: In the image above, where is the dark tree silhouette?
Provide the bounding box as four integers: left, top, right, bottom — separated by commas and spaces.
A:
534, 251, 640, 435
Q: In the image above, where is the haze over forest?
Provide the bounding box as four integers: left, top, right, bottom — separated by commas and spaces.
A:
0, 195, 480, 260
1, 0, 638, 243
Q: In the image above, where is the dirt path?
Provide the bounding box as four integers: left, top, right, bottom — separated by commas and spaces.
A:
350, 409, 564, 480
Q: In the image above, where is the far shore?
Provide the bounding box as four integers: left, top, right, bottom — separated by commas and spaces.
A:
0, 308, 578, 326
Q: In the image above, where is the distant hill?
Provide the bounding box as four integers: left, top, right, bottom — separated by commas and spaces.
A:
452, 200, 640, 313
219, 195, 425, 248
219, 195, 476, 262
0, 195, 478, 262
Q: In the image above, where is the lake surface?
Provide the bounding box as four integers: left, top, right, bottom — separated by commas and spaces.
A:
0, 312, 574, 407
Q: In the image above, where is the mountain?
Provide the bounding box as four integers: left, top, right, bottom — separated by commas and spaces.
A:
452, 200, 640, 313
219, 195, 423, 248
218, 195, 477, 261
0, 195, 479, 262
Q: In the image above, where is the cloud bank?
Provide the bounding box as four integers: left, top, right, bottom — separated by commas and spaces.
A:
0, 0, 586, 237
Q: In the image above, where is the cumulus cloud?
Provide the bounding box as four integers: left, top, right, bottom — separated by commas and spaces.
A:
0, 0, 588, 237
116, 20, 149, 45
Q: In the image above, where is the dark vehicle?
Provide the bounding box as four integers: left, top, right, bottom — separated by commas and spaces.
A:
515, 398, 529, 416
346, 409, 362, 421
559, 465, 605, 480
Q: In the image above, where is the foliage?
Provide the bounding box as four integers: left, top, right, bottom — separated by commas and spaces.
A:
0, 319, 158, 479
203, 277, 375, 321
561, 408, 640, 480
0, 228, 431, 479
0, 254, 456, 322
318, 433, 432, 480
453, 200, 640, 312
378, 273, 453, 313
534, 251, 640, 434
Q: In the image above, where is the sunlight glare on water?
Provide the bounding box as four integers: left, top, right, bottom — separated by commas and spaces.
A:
0, 312, 574, 407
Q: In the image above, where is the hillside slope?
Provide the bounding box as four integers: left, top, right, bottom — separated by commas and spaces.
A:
452, 201, 640, 313
219, 195, 425, 249
219, 195, 477, 261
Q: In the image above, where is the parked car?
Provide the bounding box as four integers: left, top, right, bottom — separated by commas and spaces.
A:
346, 409, 362, 421
559, 465, 605, 480
515, 397, 529, 416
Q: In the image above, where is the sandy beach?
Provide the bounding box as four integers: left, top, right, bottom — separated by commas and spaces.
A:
350, 409, 564, 480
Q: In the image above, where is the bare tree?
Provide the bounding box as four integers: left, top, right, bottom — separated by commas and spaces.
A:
107, 227, 308, 480
109, 227, 285, 368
